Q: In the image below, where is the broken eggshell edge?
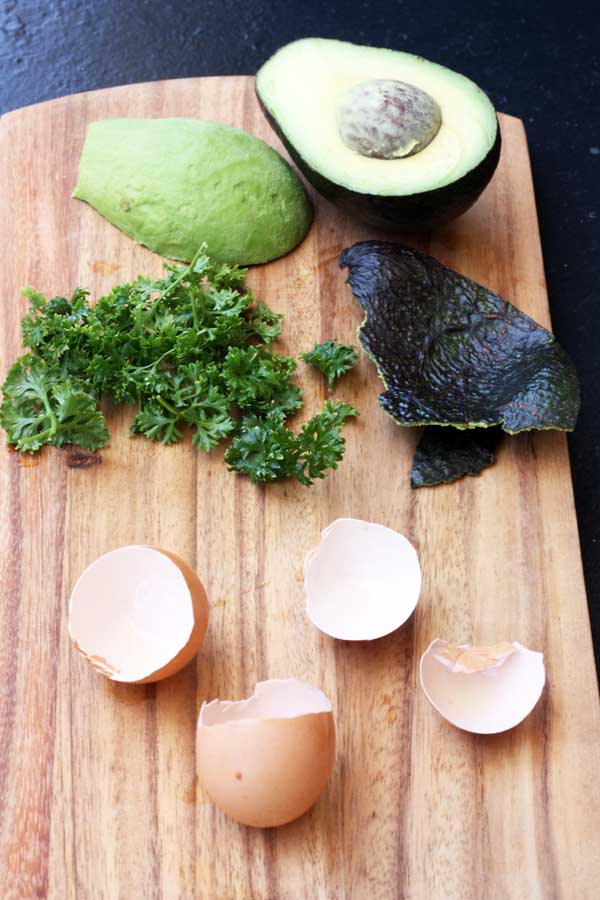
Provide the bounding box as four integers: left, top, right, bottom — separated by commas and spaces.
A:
419, 638, 546, 735
304, 517, 422, 641
196, 678, 336, 827
69, 545, 209, 684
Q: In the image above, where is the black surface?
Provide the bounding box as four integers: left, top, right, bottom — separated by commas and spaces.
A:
1, 1, 599, 666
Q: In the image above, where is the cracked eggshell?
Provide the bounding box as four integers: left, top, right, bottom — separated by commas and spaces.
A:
304, 518, 421, 640
196, 678, 335, 827
69, 545, 208, 683
420, 639, 545, 734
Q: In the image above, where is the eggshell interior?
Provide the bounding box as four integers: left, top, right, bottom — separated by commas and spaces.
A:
304, 518, 421, 640
197, 678, 335, 828
200, 678, 332, 724
420, 639, 546, 734
69, 545, 208, 683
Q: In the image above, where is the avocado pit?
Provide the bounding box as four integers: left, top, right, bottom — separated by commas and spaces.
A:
336, 79, 442, 159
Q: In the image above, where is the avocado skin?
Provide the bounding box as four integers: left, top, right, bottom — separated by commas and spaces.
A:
339, 240, 580, 434
257, 94, 501, 230
411, 426, 502, 488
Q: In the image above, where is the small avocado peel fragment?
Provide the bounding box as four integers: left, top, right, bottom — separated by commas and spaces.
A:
339, 241, 580, 435
73, 118, 313, 266
411, 426, 502, 489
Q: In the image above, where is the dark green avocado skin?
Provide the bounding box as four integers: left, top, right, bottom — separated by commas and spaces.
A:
411, 426, 502, 488
257, 93, 501, 230
339, 241, 580, 434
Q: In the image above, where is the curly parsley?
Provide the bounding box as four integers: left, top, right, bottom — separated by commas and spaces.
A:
0, 246, 357, 485
301, 339, 359, 389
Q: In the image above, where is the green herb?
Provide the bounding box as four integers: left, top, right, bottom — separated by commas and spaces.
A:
0, 246, 357, 486
1, 356, 109, 452
301, 339, 359, 389
225, 401, 357, 485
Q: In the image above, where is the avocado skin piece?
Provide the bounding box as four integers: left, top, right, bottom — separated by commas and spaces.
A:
411, 426, 503, 489
73, 118, 313, 266
257, 98, 501, 231
339, 241, 580, 434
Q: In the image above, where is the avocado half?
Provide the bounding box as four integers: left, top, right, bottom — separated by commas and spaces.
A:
256, 39, 501, 230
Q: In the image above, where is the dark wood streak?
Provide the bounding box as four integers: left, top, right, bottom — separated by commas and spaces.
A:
395, 490, 418, 900
67, 615, 80, 900
65, 449, 102, 469
459, 476, 486, 898
517, 433, 559, 900
0, 456, 23, 821
394, 617, 415, 900
145, 682, 163, 900
525, 436, 560, 900
233, 474, 256, 897
191, 445, 199, 896
31, 453, 69, 899
254, 485, 281, 900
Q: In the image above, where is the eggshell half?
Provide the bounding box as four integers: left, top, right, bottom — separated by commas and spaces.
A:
69, 545, 208, 683
196, 678, 335, 827
304, 518, 421, 640
420, 638, 546, 734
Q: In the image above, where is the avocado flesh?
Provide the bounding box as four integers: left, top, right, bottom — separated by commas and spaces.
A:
257, 39, 500, 228
257, 39, 498, 197
73, 118, 313, 266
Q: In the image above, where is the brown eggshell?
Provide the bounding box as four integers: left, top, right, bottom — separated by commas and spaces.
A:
69, 545, 208, 684
197, 681, 336, 827
137, 548, 209, 683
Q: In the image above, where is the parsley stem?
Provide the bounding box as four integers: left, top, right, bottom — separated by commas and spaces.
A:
18, 425, 55, 446
130, 349, 173, 372
157, 245, 205, 304
157, 396, 179, 417
19, 386, 59, 445
142, 245, 205, 328
18, 402, 58, 446
40, 388, 57, 430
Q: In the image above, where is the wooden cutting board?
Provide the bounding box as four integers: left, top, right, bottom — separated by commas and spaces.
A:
1, 76, 599, 900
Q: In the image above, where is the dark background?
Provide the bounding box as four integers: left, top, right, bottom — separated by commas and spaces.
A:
1, 1, 599, 666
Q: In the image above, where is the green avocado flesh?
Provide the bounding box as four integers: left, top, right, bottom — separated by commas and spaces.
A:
73, 118, 313, 265
411, 426, 502, 488
257, 39, 498, 200
339, 241, 580, 455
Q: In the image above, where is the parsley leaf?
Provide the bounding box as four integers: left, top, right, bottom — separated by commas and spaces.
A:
301, 339, 359, 389
225, 411, 295, 483
225, 401, 358, 486
1, 245, 358, 484
0, 356, 109, 452
292, 401, 358, 485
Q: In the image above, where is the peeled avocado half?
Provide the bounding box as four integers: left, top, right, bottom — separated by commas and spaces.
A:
257, 39, 500, 229
74, 118, 313, 265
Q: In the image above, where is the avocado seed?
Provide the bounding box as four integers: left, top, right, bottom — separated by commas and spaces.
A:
336, 79, 442, 159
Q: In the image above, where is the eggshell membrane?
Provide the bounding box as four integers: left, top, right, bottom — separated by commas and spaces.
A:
69, 545, 208, 683
420, 639, 546, 734
197, 679, 335, 827
304, 518, 421, 640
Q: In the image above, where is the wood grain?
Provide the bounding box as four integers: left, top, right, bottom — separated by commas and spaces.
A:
1, 76, 599, 900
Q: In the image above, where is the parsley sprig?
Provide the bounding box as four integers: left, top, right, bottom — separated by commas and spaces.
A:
0, 246, 357, 485
301, 339, 359, 389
